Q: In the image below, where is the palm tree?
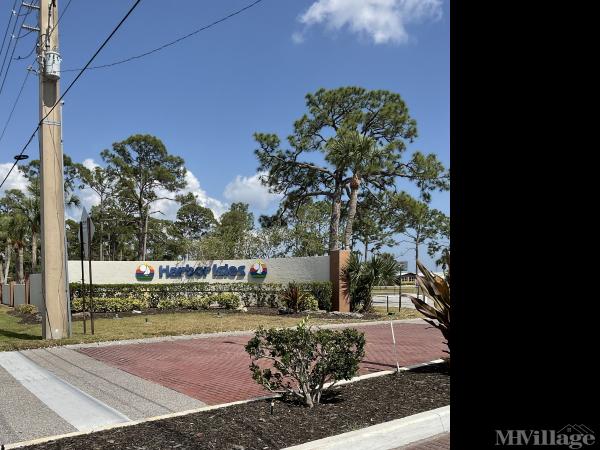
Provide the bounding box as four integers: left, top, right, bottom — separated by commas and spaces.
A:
327, 131, 379, 250
0, 214, 11, 283
10, 214, 29, 283
1, 189, 40, 271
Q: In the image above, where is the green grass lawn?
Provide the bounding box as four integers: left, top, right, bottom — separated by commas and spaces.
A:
372, 306, 424, 319
0, 304, 424, 352
372, 286, 418, 295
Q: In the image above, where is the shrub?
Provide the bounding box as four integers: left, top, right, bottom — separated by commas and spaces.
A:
299, 293, 318, 311
68, 281, 327, 310
344, 254, 400, 312
300, 282, 332, 311
71, 297, 147, 313
281, 282, 315, 312
245, 319, 366, 407
15, 304, 38, 315
213, 292, 241, 309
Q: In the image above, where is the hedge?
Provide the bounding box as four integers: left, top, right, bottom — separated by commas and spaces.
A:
69, 281, 333, 312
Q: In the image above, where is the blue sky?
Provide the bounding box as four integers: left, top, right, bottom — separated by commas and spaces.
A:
0, 0, 449, 269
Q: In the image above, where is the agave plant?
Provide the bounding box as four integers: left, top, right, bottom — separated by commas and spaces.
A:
409, 259, 450, 354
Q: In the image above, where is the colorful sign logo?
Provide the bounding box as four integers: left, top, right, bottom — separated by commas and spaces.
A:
135, 264, 155, 282
249, 260, 267, 278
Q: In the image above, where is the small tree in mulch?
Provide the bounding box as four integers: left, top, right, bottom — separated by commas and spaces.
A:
245, 318, 366, 408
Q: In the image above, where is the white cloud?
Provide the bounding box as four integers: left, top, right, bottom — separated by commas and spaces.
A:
297, 0, 442, 44
82, 158, 99, 170
223, 172, 282, 212
152, 169, 228, 221
291, 31, 305, 44
0, 162, 28, 196
70, 164, 227, 223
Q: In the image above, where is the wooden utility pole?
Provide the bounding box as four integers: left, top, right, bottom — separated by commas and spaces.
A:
37, 0, 69, 339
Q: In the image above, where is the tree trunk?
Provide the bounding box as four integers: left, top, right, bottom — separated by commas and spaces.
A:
343, 174, 361, 249
364, 239, 369, 261
4, 242, 11, 281
415, 241, 420, 300
0, 261, 4, 285
142, 211, 149, 260
99, 198, 104, 261
31, 232, 37, 271
17, 246, 24, 284
328, 185, 342, 252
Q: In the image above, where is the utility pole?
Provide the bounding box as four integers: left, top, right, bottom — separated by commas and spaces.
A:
36, 0, 69, 339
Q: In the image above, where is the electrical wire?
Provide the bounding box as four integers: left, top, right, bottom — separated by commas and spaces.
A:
13, 40, 37, 61
0, 0, 144, 190
0, 0, 19, 62
0, 1, 35, 98
0, 66, 31, 145
0, 1, 23, 86
62, 0, 265, 72
46, 0, 74, 43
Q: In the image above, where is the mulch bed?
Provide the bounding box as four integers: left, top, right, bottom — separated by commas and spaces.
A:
70, 307, 381, 321
6, 309, 41, 324
19, 362, 449, 450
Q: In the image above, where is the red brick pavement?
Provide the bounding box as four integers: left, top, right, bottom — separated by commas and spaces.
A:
397, 433, 450, 449
79, 322, 446, 405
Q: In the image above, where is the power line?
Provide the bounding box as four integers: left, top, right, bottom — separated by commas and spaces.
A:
0, 0, 19, 62
0, 66, 31, 146
0, 0, 36, 98
15, 0, 70, 61
0, 0, 144, 190
47, 0, 74, 42
62, 0, 265, 72
0, 1, 23, 86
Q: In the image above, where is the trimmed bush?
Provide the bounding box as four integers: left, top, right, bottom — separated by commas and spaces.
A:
15, 304, 38, 315
214, 292, 241, 309
300, 293, 319, 311
299, 282, 333, 311
71, 297, 147, 313
245, 318, 366, 407
68, 281, 332, 311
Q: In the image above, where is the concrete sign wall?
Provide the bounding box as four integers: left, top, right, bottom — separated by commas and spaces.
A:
67, 255, 330, 285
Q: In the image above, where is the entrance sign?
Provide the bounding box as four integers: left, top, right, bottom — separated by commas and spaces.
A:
136, 264, 155, 281
250, 260, 268, 278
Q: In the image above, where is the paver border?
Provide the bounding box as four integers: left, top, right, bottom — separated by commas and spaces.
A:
3, 357, 445, 449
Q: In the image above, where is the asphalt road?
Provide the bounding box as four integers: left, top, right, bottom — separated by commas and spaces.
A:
372, 293, 430, 309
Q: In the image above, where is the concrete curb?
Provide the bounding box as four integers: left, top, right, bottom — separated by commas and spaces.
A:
327, 358, 445, 388
2, 357, 446, 449
282, 406, 450, 450
3, 394, 280, 449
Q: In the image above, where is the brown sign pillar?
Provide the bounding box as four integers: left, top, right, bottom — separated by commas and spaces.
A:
330, 249, 350, 312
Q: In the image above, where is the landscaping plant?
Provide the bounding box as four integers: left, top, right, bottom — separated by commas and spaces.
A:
15, 304, 38, 315
280, 282, 318, 312
214, 292, 241, 310
343, 253, 400, 312
409, 260, 450, 354
245, 318, 366, 407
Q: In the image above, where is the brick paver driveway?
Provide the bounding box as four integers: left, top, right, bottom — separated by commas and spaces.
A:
79, 321, 446, 405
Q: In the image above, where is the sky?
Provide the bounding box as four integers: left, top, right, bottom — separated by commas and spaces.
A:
0, 0, 449, 270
